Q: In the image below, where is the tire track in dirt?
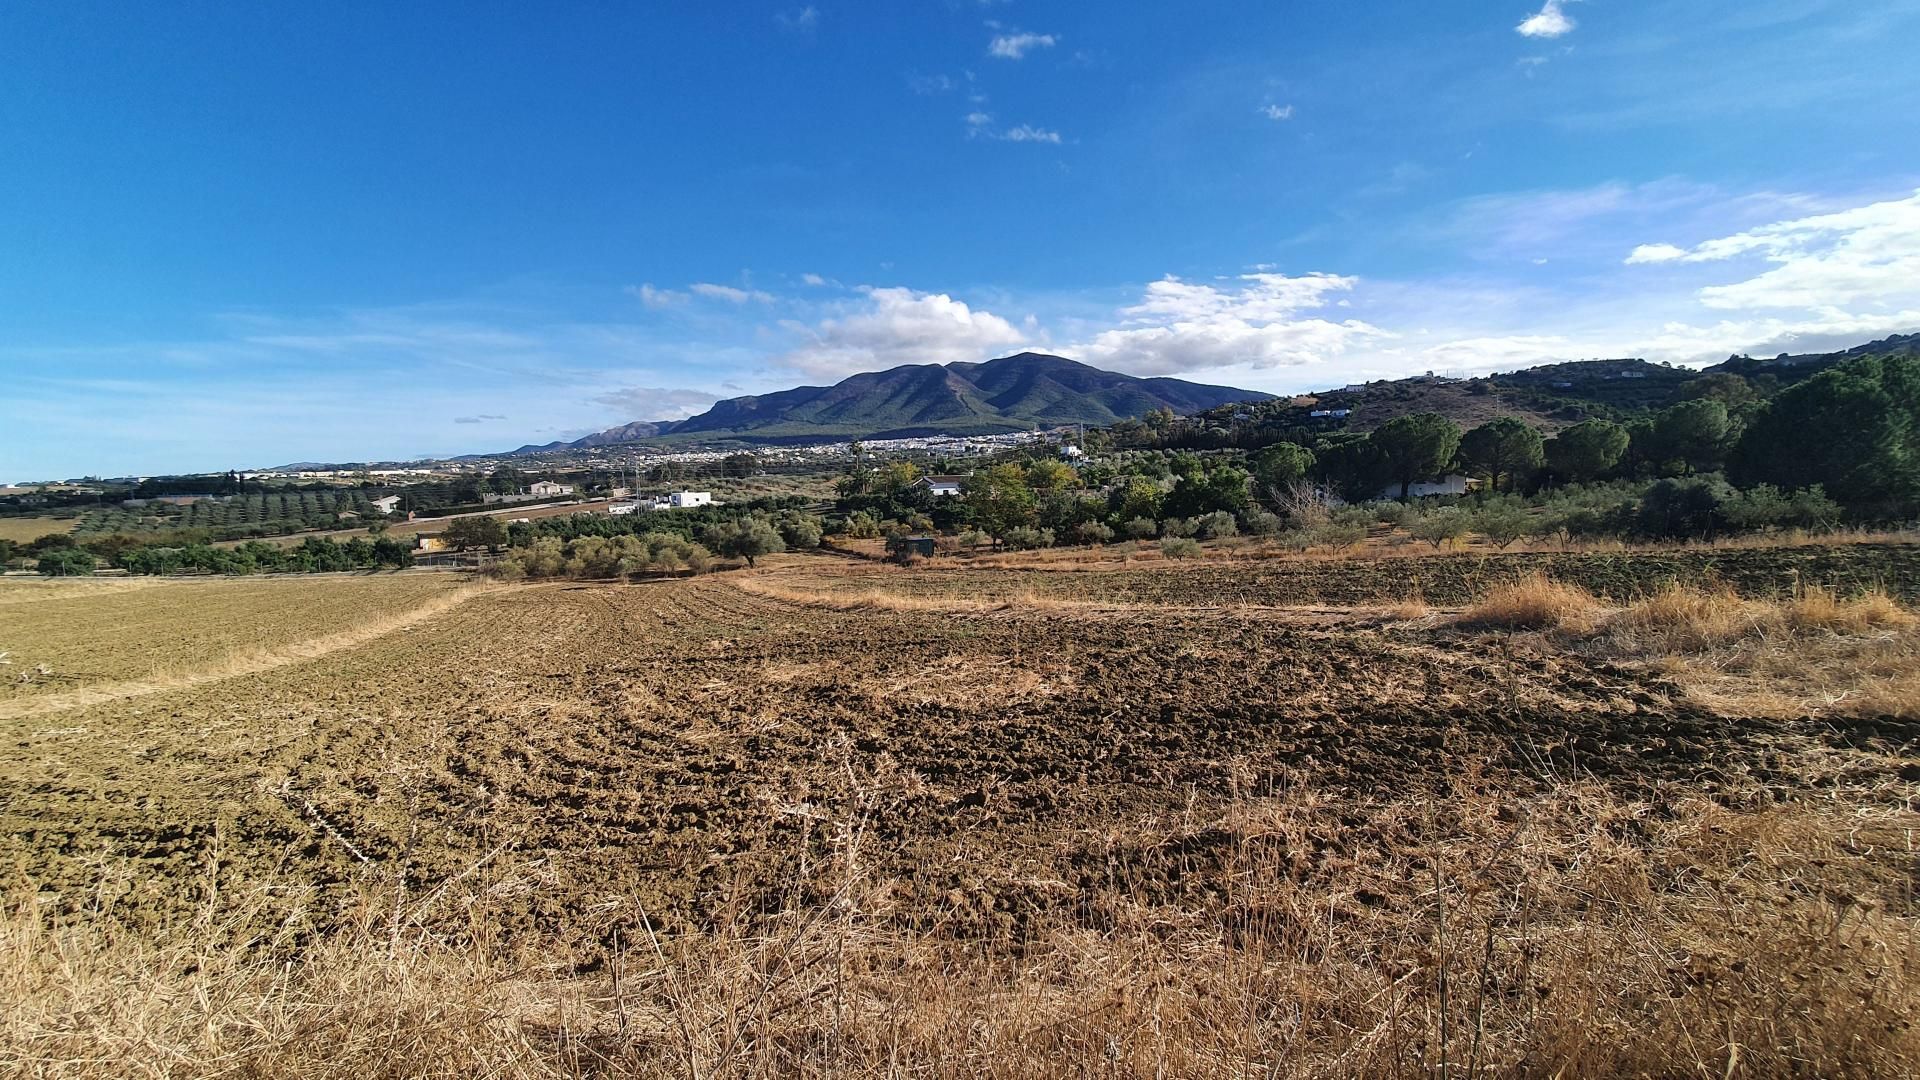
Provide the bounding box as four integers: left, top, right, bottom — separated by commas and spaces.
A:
0, 584, 496, 721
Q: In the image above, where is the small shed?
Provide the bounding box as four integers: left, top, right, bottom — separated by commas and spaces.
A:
890, 535, 936, 562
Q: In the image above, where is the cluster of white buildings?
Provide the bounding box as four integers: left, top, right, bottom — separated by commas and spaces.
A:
608, 490, 714, 516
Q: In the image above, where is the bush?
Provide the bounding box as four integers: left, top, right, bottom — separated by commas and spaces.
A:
36, 548, 96, 576
1121, 517, 1159, 541
1001, 526, 1054, 550
1159, 537, 1202, 559
1193, 510, 1239, 540
1473, 505, 1532, 549
1410, 509, 1471, 549
1239, 508, 1282, 536
1159, 517, 1195, 539
841, 511, 881, 539
955, 528, 989, 549
1309, 523, 1366, 550
1072, 521, 1114, 545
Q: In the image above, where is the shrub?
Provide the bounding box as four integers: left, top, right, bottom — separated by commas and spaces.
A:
1159, 517, 1195, 539
1193, 510, 1238, 540
1159, 537, 1202, 559
1409, 508, 1471, 549
1239, 508, 1282, 536
1473, 505, 1532, 549
36, 548, 97, 576
1072, 521, 1114, 545
955, 528, 989, 549
1121, 517, 1159, 541
1001, 526, 1054, 550
1309, 522, 1366, 550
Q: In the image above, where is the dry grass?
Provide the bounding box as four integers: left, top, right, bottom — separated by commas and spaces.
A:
1457, 574, 1602, 632
0, 516, 75, 544
6, 774, 1915, 1078
1464, 580, 1920, 720
0, 582, 493, 721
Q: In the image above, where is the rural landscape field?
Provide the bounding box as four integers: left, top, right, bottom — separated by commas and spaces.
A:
5, 539, 1917, 1077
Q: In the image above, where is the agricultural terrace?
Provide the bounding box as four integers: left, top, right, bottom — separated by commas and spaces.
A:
3, 541, 1918, 1077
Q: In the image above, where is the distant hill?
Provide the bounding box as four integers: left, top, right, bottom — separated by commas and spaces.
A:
510, 352, 1273, 453
1191, 333, 1920, 436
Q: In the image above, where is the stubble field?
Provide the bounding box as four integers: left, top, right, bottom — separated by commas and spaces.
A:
3, 545, 1918, 1077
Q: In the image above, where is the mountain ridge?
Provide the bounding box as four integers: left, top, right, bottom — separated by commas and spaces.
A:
504, 352, 1273, 454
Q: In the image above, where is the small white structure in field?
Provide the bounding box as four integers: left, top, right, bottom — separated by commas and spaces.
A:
529, 480, 575, 497
644, 491, 713, 510
608, 502, 640, 516
1375, 474, 1480, 501
1059, 445, 1086, 461
917, 475, 966, 498
370, 495, 402, 514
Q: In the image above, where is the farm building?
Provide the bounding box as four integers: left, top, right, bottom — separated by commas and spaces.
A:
529, 480, 575, 497
917, 475, 967, 498
370, 495, 402, 514
890, 535, 936, 561
1373, 474, 1482, 501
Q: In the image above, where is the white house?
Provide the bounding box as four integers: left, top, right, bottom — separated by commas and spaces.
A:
608, 502, 640, 516
1375, 474, 1480, 501
529, 480, 575, 497
643, 490, 713, 510
1059, 445, 1086, 461
370, 495, 402, 514
917, 475, 967, 498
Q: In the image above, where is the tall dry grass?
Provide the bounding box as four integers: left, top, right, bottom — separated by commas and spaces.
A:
1458, 579, 1920, 720
5, 771, 1916, 1078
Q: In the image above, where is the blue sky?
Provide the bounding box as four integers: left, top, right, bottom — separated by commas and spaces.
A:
3, 1, 1918, 478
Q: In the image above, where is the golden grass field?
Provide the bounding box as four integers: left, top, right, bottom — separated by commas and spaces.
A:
0, 516, 76, 544
2, 545, 1917, 1077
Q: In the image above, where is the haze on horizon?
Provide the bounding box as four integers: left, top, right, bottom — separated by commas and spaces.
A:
2, 0, 1918, 479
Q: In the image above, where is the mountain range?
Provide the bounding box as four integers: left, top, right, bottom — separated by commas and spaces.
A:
506, 352, 1273, 454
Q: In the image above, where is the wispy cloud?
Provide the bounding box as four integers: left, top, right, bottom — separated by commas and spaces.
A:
988, 31, 1056, 59
690, 282, 776, 304
452, 414, 507, 424
1259, 103, 1295, 121
775, 6, 819, 32
589, 386, 721, 419
998, 124, 1062, 144
628, 283, 687, 309
1517, 0, 1577, 39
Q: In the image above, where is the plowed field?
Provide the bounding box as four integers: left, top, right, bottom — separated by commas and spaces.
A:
5, 550, 1912, 951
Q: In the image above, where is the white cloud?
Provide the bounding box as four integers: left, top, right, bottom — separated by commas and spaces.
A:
1259, 104, 1295, 121
774, 287, 1030, 378
965, 111, 993, 134
628, 283, 686, 309
800, 273, 830, 287
988, 31, 1056, 59
690, 282, 776, 304
1625, 190, 1920, 311
1517, 0, 1576, 38
998, 124, 1062, 144
590, 386, 722, 419
775, 6, 818, 32
1069, 273, 1391, 377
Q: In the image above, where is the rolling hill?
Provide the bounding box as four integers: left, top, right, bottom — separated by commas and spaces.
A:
1187, 333, 1920, 436
509, 352, 1272, 453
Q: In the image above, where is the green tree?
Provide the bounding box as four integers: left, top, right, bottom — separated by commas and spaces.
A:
703, 517, 786, 567
444, 515, 509, 551
1370, 413, 1462, 501
1545, 420, 1629, 482
1730, 354, 1920, 515
1682, 372, 1760, 409
37, 548, 97, 576
963, 464, 1037, 541
1251, 443, 1316, 492
721, 453, 758, 479
1024, 457, 1078, 495
1457, 417, 1545, 493
1649, 399, 1735, 474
